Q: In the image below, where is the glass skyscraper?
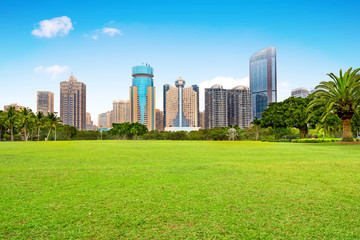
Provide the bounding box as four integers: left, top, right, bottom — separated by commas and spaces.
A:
249, 47, 277, 119
129, 65, 155, 130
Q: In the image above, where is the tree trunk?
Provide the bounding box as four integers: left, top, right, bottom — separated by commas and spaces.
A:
342, 118, 353, 142
47, 127, 52, 141
299, 126, 308, 138
37, 126, 40, 141
24, 123, 27, 141
10, 123, 14, 141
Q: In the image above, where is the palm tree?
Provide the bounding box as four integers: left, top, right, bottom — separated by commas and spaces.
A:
0, 110, 5, 140
4, 107, 18, 141
46, 113, 61, 141
35, 111, 45, 141
308, 68, 360, 141
19, 107, 33, 141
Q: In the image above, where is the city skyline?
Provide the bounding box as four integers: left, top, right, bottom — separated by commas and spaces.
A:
1, 1, 359, 125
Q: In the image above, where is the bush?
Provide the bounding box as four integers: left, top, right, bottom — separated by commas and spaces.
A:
291, 138, 341, 143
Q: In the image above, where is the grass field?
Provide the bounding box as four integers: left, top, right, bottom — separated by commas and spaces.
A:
0, 141, 359, 239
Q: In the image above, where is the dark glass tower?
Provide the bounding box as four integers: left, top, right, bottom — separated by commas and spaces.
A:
250, 47, 277, 119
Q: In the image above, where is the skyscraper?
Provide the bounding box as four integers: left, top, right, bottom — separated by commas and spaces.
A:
98, 111, 112, 128
163, 76, 199, 131
155, 109, 164, 131
228, 86, 252, 129
250, 47, 277, 119
86, 112, 94, 130
37, 91, 54, 115
113, 100, 130, 123
205, 84, 228, 129
130, 65, 155, 131
60, 75, 86, 130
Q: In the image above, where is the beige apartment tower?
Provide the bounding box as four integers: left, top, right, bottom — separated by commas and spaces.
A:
37, 91, 54, 115
163, 76, 199, 131
60, 75, 86, 130
113, 100, 130, 123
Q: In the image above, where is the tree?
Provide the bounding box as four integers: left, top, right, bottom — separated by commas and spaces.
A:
4, 107, 18, 141
19, 107, 33, 141
46, 113, 61, 141
35, 111, 45, 141
227, 128, 238, 141
251, 117, 262, 141
0, 110, 5, 140
308, 68, 360, 141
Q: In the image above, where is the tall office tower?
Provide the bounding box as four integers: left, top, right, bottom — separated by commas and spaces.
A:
205, 84, 228, 129
199, 111, 205, 129
291, 88, 309, 98
86, 112, 94, 130
113, 100, 130, 123
155, 109, 164, 131
228, 86, 252, 129
60, 75, 86, 130
4, 103, 24, 111
163, 76, 200, 131
129, 65, 155, 131
98, 111, 112, 128
250, 46, 277, 119
37, 91, 54, 115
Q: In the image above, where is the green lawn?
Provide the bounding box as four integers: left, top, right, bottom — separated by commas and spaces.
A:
0, 141, 359, 239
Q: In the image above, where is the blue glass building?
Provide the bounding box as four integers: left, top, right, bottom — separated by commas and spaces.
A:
130, 65, 155, 130
249, 47, 277, 119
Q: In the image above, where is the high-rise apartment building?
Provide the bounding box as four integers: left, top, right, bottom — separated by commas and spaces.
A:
60, 75, 86, 130
37, 91, 54, 115
129, 65, 155, 131
98, 111, 112, 128
205, 85, 228, 129
113, 100, 130, 123
199, 111, 205, 129
291, 88, 309, 98
228, 86, 252, 129
4, 103, 24, 111
163, 76, 200, 131
155, 109, 164, 131
250, 46, 277, 119
86, 112, 95, 130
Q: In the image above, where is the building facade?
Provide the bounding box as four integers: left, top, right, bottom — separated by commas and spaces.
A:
163, 76, 199, 131
129, 65, 155, 131
205, 85, 228, 129
250, 46, 277, 119
199, 111, 205, 129
60, 75, 86, 130
228, 86, 252, 129
155, 109, 164, 131
291, 88, 309, 98
86, 112, 95, 130
37, 91, 54, 115
98, 111, 112, 128
113, 100, 130, 123
4, 103, 24, 111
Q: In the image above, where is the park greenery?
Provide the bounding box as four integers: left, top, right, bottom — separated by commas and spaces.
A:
1, 68, 360, 142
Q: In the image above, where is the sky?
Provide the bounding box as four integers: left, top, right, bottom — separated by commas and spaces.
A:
1, 0, 359, 125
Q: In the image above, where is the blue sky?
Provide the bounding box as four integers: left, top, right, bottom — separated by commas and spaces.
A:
0, 0, 359, 124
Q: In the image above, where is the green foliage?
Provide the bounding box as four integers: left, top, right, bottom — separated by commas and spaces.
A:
110, 122, 148, 139
291, 138, 341, 143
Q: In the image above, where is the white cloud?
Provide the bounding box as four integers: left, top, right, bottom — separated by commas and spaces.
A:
92, 35, 98, 40
35, 65, 70, 79
32, 16, 73, 38
102, 27, 122, 36
198, 76, 249, 110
